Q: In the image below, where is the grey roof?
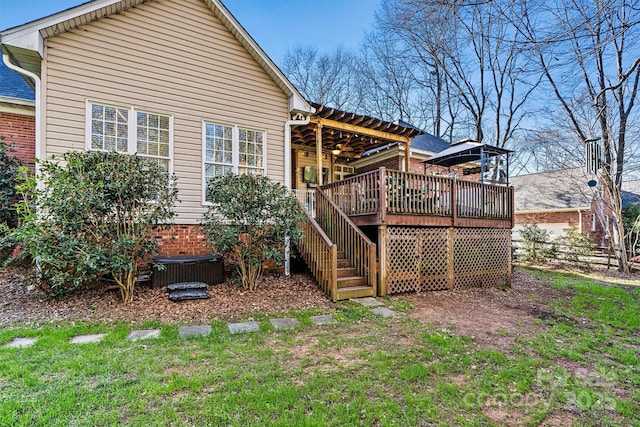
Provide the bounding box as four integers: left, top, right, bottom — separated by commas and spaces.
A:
510, 168, 595, 212
410, 132, 450, 153
0, 60, 34, 101
622, 180, 640, 208
423, 141, 512, 167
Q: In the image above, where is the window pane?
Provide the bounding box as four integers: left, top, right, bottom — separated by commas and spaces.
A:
91, 135, 103, 150
92, 104, 103, 120
160, 116, 170, 129
89, 104, 129, 153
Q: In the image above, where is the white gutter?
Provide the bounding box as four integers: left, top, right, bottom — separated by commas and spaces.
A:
2, 53, 41, 171
283, 113, 311, 276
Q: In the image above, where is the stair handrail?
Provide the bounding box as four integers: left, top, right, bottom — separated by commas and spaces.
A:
297, 213, 338, 301
315, 187, 377, 292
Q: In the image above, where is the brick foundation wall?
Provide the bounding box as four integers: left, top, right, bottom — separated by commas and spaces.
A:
155, 224, 211, 256
0, 112, 36, 168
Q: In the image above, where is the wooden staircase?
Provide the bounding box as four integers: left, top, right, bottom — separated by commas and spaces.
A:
336, 251, 374, 300
297, 188, 377, 301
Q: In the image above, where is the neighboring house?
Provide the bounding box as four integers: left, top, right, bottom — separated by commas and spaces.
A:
0, 59, 35, 167
1, 0, 312, 256
622, 180, 640, 209
510, 168, 608, 244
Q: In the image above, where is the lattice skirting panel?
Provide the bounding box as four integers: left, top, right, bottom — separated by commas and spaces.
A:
385, 226, 511, 294
453, 228, 512, 290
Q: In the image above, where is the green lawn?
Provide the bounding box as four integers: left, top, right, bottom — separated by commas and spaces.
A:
1, 268, 639, 426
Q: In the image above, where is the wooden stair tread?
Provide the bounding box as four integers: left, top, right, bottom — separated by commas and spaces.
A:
337, 276, 367, 288
336, 285, 375, 299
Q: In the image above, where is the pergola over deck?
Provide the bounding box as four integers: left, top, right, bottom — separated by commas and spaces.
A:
291, 103, 423, 184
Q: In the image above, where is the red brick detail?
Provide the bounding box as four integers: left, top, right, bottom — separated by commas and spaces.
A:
154, 224, 211, 256
0, 112, 36, 168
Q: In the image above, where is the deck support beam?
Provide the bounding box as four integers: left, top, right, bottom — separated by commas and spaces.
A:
378, 224, 388, 296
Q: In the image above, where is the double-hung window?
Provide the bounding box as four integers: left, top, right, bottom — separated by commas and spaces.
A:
203, 121, 266, 203
87, 102, 172, 174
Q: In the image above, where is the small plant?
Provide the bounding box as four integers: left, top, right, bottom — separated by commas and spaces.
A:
202, 173, 306, 291
14, 151, 178, 302
560, 227, 593, 264
519, 223, 557, 262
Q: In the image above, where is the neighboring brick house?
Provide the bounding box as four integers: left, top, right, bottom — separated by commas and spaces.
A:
0, 60, 35, 168
510, 168, 609, 244
351, 132, 452, 175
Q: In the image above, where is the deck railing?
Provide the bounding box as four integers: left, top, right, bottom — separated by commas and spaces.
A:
320, 167, 513, 223
297, 214, 338, 301
293, 189, 316, 218
315, 187, 377, 290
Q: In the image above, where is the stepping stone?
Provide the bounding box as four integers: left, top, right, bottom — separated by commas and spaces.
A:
4, 337, 38, 348
270, 317, 299, 330
371, 307, 397, 318
169, 289, 209, 301
70, 333, 106, 344
350, 297, 384, 307
310, 314, 338, 325
178, 325, 211, 338
167, 282, 208, 292
127, 329, 161, 341
228, 321, 260, 334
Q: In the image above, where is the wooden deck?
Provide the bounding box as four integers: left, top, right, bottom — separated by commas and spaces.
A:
319, 167, 514, 228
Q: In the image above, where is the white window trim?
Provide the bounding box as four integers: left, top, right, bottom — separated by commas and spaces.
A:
85, 100, 174, 176
201, 120, 268, 205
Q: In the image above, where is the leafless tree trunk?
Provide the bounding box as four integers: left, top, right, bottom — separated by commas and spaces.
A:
506, 0, 640, 272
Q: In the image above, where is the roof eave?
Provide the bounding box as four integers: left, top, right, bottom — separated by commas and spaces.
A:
515, 207, 591, 214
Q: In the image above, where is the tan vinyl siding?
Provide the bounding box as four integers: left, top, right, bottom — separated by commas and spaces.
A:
42, 0, 289, 224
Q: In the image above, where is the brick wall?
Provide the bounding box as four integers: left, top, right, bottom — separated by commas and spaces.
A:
515, 208, 608, 245
0, 112, 36, 168
155, 224, 211, 256
354, 156, 401, 174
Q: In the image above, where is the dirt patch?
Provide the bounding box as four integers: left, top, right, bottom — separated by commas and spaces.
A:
0, 267, 334, 327
404, 269, 575, 353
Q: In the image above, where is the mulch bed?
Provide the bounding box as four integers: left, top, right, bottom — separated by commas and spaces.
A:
0, 267, 335, 327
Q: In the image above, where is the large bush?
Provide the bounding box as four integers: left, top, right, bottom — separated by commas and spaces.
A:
202, 173, 306, 291
15, 151, 178, 302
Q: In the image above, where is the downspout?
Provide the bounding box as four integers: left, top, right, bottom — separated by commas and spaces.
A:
283, 113, 311, 276
2, 54, 42, 174
578, 210, 583, 235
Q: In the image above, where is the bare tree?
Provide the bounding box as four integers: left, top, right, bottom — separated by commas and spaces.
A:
282, 46, 363, 111
376, 0, 540, 147
506, 0, 640, 272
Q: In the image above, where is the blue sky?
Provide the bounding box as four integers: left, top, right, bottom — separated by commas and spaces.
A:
0, 0, 380, 65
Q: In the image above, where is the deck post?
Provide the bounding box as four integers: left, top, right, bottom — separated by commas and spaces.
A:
451, 178, 458, 226
379, 167, 387, 223
378, 224, 388, 296
316, 123, 323, 186
447, 227, 455, 290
